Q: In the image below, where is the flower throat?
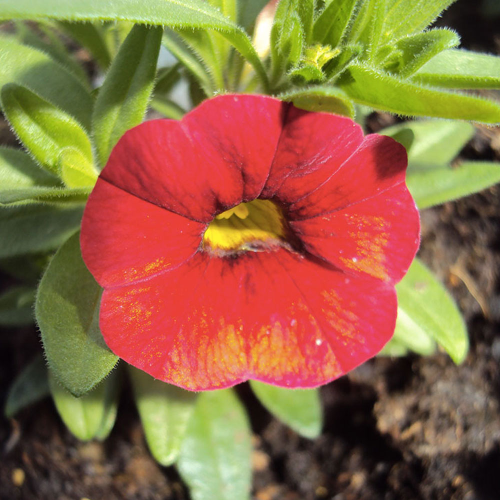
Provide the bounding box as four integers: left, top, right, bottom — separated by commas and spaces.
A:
203, 199, 287, 254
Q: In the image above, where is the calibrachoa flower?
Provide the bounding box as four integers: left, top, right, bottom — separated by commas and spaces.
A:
81, 94, 420, 391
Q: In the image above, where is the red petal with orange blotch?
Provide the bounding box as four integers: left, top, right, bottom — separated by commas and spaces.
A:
99, 248, 396, 391
81, 180, 205, 288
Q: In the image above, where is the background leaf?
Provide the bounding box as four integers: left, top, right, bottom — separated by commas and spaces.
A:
339, 64, 500, 124
0, 35, 93, 128
5, 355, 49, 418
407, 161, 500, 209
279, 86, 354, 117
36, 232, 118, 397
0, 0, 268, 90
396, 258, 468, 364
0, 286, 35, 326
250, 381, 322, 438
49, 368, 120, 441
92, 24, 162, 166
413, 49, 500, 89
381, 119, 474, 164
178, 389, 252, 500
129, 366, 197, 466
1, 84, 93, 175
0, 204, 83, 258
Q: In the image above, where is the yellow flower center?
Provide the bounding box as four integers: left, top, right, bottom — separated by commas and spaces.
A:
203, 199, 287, 254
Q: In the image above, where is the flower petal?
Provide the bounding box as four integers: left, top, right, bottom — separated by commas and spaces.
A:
290, 184, 420, 283
100, 95, 286, 222
285, 134, 409, 219
261, 106, 364, 200
81, 180, 205, 288
99, 248, 396, 391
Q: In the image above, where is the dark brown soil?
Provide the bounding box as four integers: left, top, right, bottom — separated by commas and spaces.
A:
2, 2, 500, 499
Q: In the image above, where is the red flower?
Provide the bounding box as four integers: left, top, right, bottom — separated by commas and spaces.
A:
81, 95, 419, 391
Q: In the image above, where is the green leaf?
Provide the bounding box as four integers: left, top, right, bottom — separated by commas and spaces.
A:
339, 64, 500, 124
0, 187, 90, 205
150, 97, 186, 120
381, 29, 460, 77
1, 84, 94, 175
279, 86, 355, 117
176, 29, 226, 91
407, 161, 500, 209
383, 0, 457, 40
14, 21, 89, 85
271, 4, 304, 79
5, 355, 49, 418
379, 337, 409, 357
392, 308, 436, 356
129, 366, 197, 466
0, 254, 49, 283
58, 147, 97, 189
381, 119, 474, 164
178, 389, 252, 500
36, 232, 118, 397
0, 35, 93, 128
0, 286, 35, 326
0, 204, 83, 258
413, 49, 500, 89
49, 368, 120, 441
92, 25, 162, 166
313, 0, 358, 48
0, 146, 60, 190
250, 381, 322, 438
0, 0, 269, 92
0, 145, 91, 204
154, 65, 182, 96
57, 21, 112, 70
162, 31, 213, 95
396, 258, 468, 364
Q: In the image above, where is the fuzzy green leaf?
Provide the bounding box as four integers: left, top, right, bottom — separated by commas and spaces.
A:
383, 0, 457, 40
0, 146, 60, 190
1, 84, 93, 175
0, 35, 93, 128
0, 204, 83, 258
58, 147, 97, 189
339, 64, 500, 124
382, 29, 460, 77
15, 21, 89, 85
0, 134, 91, 204
178, 389, 252, 500
49, 368, 120, 441
5, 355, 49, 418
279, 86, 354, 117
271, 5, 304, 79
413, 49, 500, 89
408, 161, 500, 209
313, 0, 358, 48
162, 31, 213, 95
250, 381, 322, 438
93, 25, 162, 166
0, 286, 35, 326
0, 0, 268, 91
129, 367, 197, 466
57, 21, 112, 70
396, 258, 468, 364
381, 119, 474, 164
36, 232, 118, 397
